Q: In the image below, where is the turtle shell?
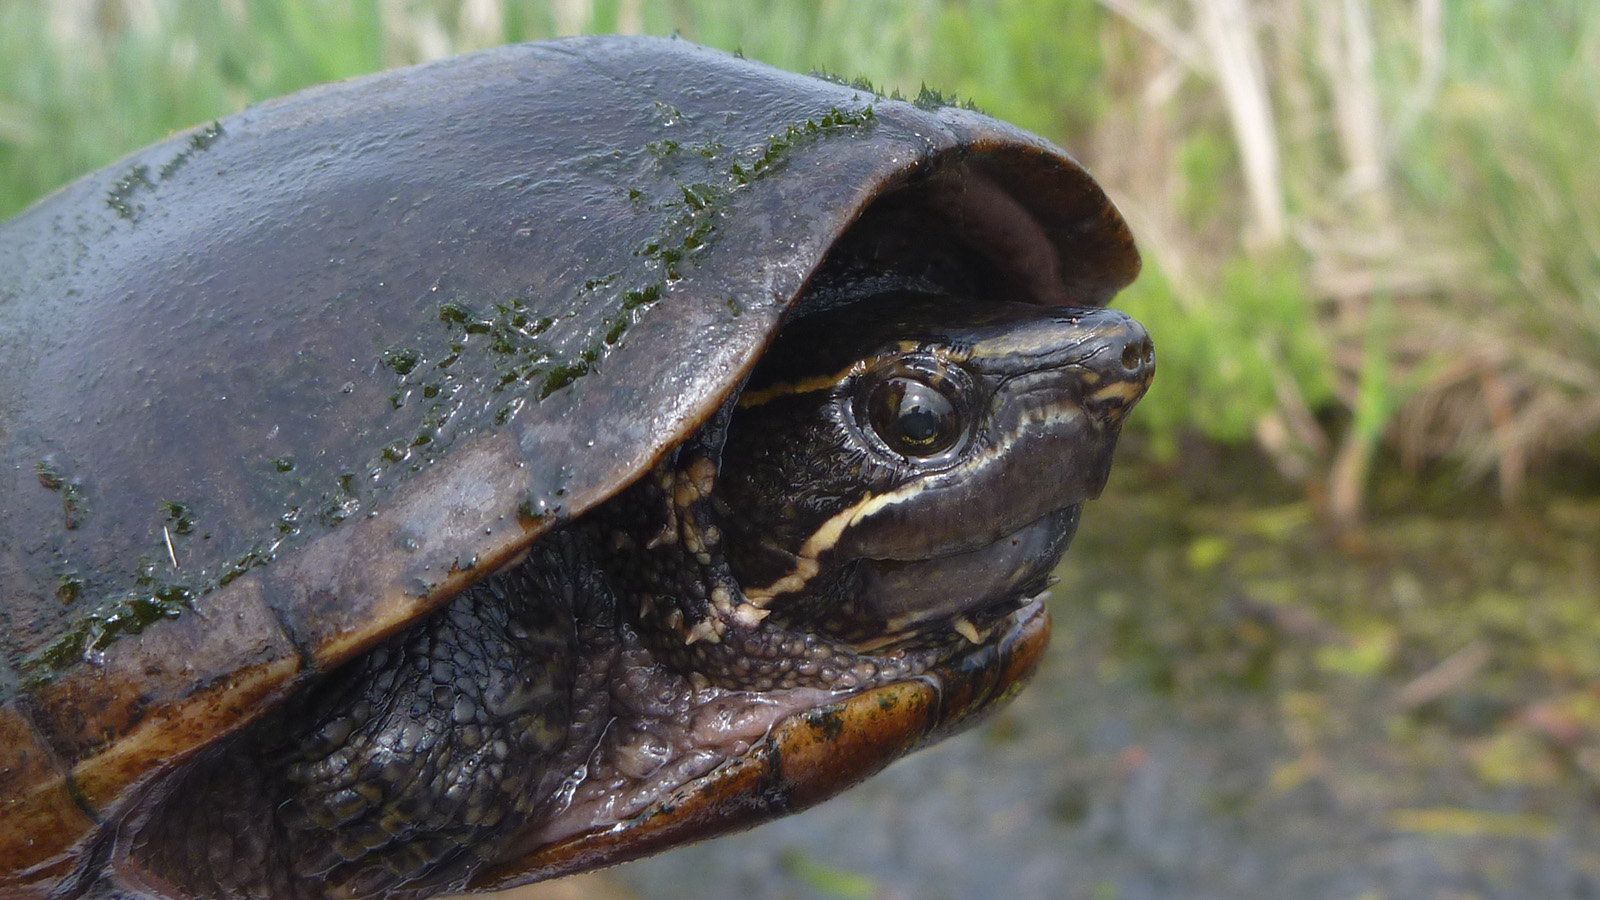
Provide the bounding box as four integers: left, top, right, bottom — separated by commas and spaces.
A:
0, 35, 1138, 894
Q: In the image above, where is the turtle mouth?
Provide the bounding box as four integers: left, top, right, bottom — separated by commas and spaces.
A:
754, 500, 1077, 665
854, 504, 1080, 632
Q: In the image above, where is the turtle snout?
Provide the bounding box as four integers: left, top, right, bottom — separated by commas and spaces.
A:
1079, 314, 1155, 425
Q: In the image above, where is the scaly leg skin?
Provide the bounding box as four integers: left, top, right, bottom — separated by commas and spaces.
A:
91, 531, 619, 900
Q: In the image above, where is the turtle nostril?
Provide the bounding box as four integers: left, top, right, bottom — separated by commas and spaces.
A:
1120, 338, 1149, 373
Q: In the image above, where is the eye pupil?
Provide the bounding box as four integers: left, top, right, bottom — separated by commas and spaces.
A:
866, 376, 962, 457
900, 405, 941, 442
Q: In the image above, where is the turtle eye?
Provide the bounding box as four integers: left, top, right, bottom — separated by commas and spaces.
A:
866, 375, 963, 458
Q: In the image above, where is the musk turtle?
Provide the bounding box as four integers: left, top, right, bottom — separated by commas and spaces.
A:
0, 35, 1151, 900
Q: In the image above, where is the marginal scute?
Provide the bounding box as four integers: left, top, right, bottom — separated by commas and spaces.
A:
0, 702, 90, 896
19, 574, 301, 810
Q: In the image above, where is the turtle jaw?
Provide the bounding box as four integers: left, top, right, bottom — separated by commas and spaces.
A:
467, 598, 1051, 892
855, 504, 1080, 630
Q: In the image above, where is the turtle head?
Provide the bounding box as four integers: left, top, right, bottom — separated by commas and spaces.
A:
719, 293, 1154, 638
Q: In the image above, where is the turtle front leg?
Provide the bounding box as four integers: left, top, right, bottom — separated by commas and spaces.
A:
92, 532, 619, 900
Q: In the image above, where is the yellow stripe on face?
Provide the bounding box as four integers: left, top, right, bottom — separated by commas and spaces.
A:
967, 318, 1146, 374
741, 487, 899, 606
735, 342, 942, 409
742, 460, 977, 606
735, 361, 865, 409
1087, 379, 1145, 407
967, 327, 1072, 360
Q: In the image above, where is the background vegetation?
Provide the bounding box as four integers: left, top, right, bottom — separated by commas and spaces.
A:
3, 0, 1596, 529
